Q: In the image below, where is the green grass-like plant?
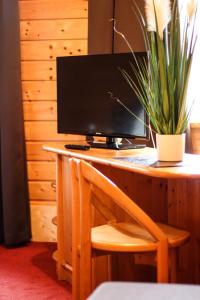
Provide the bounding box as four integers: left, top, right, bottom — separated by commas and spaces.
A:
120, 0, 197, 134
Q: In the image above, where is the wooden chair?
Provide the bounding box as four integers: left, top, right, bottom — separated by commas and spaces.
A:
70, 158, 190, 300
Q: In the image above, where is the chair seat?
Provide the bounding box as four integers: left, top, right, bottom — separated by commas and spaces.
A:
92, 222, 190, 252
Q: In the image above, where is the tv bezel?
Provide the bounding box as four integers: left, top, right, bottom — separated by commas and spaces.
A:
56, 52, 149, 143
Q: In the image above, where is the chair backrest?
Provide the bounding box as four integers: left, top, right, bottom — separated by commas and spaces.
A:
71, 158, 167, 243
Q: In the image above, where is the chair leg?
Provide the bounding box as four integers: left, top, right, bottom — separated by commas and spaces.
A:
56, 262, 68, 280
80, 251, 92, 300
156, 244, 169, 283
108, 254, 119, 281
169, 248, 178, 283
107, 255, 113, 281
72, 251, 80, 300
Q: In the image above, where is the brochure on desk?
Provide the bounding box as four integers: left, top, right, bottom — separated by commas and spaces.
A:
114, 154, 184, 168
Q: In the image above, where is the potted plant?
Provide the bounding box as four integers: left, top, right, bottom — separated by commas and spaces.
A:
117, 0, 198, 161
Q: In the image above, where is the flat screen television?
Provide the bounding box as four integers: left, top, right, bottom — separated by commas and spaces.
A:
57, 52, 148, 149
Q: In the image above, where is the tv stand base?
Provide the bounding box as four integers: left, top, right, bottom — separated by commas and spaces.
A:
88, 137, 145, 150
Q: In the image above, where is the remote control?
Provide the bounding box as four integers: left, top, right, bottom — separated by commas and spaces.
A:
64, 144, 90, 150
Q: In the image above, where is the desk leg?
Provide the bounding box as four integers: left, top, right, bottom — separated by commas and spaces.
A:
55, 154, 68, 281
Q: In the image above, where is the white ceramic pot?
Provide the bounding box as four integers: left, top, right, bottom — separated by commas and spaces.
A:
156, 133, 186, 162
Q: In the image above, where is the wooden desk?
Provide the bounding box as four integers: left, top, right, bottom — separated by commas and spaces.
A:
43, 143, 200, 284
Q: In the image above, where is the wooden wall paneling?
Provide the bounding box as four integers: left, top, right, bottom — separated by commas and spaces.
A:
20, 19, 88, 40
25, 121, 85, 141
28, 161, 56, 180
19, 0, 88, 241
23, 101, 57, 120
29, 181, 56, 201
19, 0, 88, 20
21, 40, 87, 60
22, 81, 57, 101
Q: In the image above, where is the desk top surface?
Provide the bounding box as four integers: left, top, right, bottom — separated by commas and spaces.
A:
43, 142, 200, 179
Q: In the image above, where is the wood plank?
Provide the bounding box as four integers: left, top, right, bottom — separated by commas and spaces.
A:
29, 181, 56, 200
27, 161, 56, 180
25, 121, 66, 141
20, 19, 88, 40
26, 141, 63, 161
22, 81, 56, 101
25, 121, 85, 141
21, 40, 87, 60
30, 200, 56, 242
19, 0, 88, 20
23, 101, 57, 120
21, 61, 56, 81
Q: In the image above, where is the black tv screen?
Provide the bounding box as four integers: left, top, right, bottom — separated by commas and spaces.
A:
57, 52, 147, 141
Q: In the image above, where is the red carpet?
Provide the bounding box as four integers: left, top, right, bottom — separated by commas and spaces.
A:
0, 242, 72, 299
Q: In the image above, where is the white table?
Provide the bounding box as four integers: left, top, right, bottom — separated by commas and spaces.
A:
88, 282, 200, 300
